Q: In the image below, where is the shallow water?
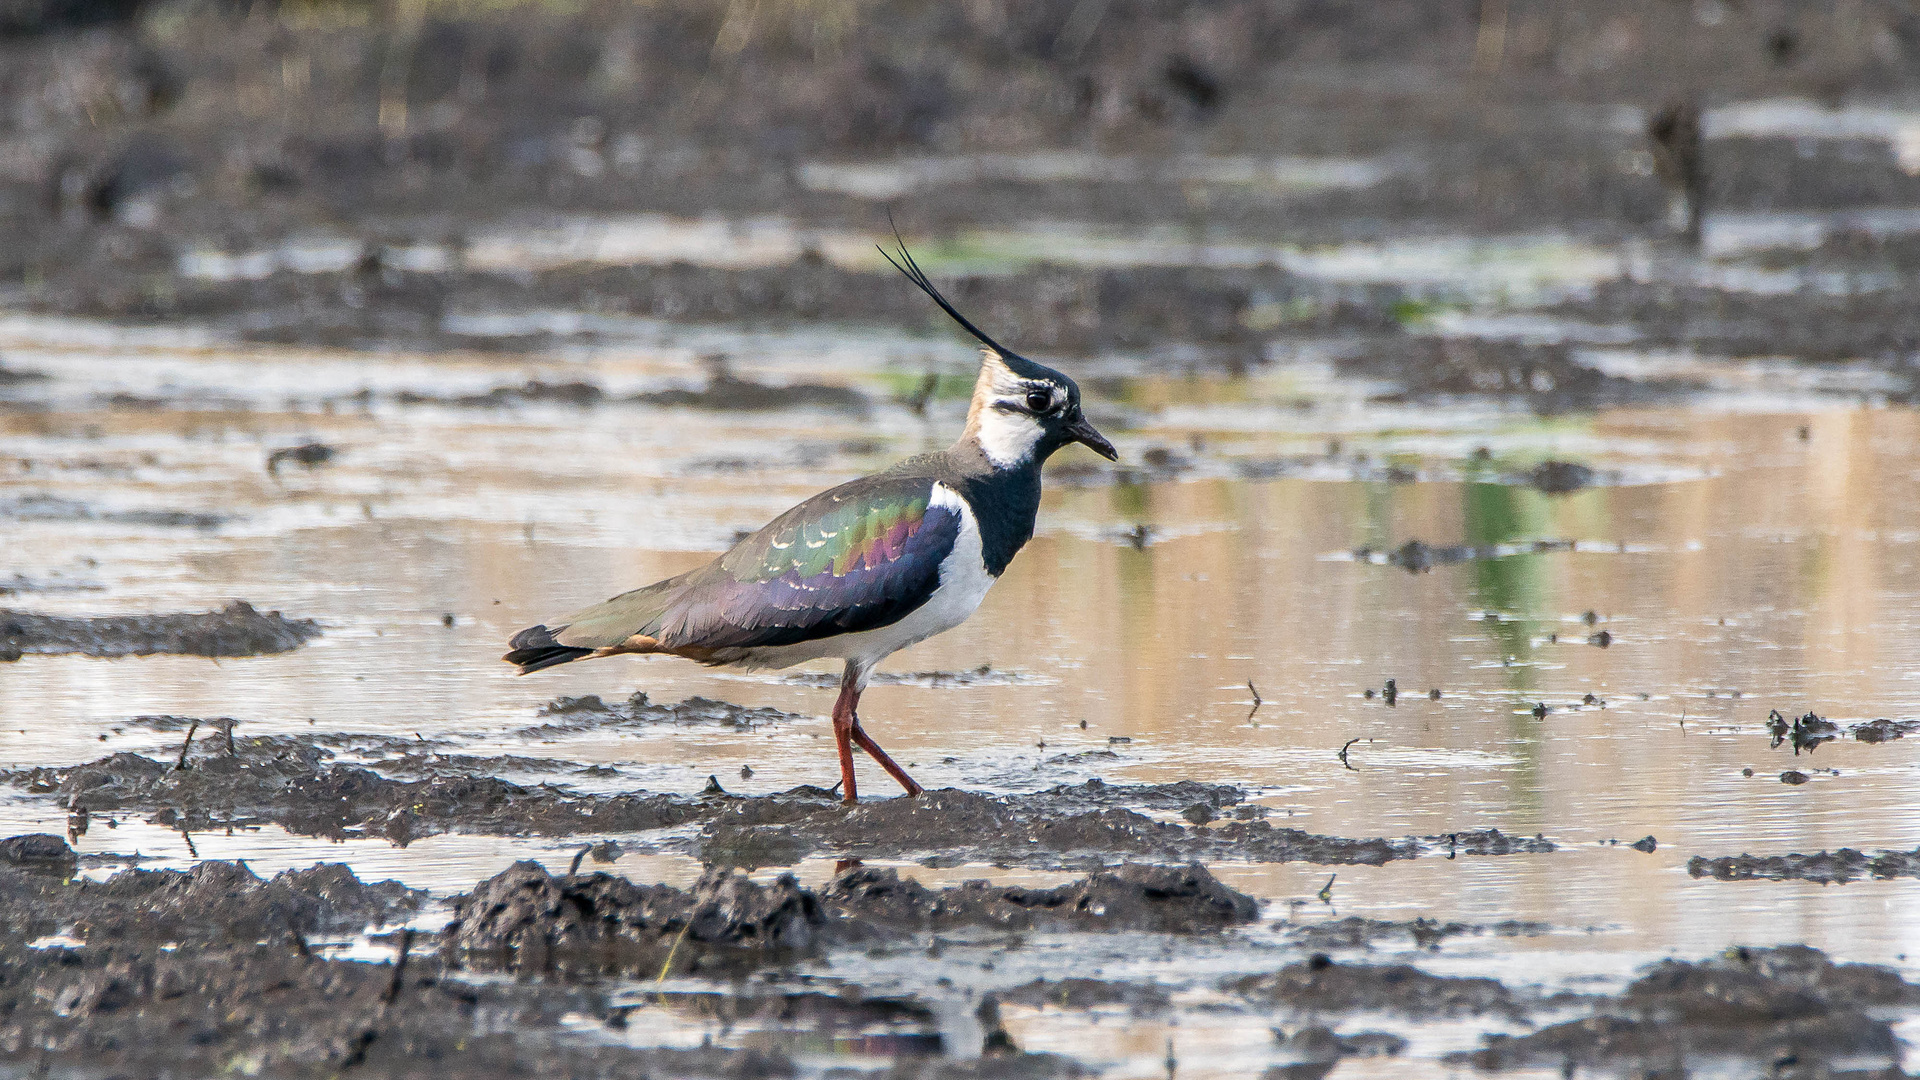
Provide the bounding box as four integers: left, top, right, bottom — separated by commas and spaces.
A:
5, 312, 1920, 1073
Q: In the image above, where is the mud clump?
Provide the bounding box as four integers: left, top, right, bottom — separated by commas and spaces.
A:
1359, 538, 1575, 573
1281, 916, 1549, 952
1453, 946, 1916, 1074
0, 600, 319, 660
1853, 718, 1920, 743
0, 832, 78, 868
444, 861, 826, 976
0, 845, 421, 945
444, 861, 1256, 978
998, 977, 1173, 1012
265, 442, 336, 472
0, 851, 794, 1077
394, 380, 605, 408
518, 691, 799, 736
1339, 338, 1665, 414
825, 863, 1258, 934
1526, 460, 1596, 495
0, 494, 227, 529
1687, 848, 1920, 884
631, 367, 867, 413
1233, 956, 1520, 1017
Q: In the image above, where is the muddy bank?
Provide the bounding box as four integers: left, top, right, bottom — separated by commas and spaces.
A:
4, 835, 1916, 1078
0, 861, 794, 1078
1688, 848, 1920, 884
700, 785, 1546, 869
5, 727, 1549, 867
0, 844, 1115, 1077
0, 600, 319, 660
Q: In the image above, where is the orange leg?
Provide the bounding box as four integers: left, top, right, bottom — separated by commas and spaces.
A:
831, 676, 860, 803
831, 666, 924, 803
850, 724, 924, 797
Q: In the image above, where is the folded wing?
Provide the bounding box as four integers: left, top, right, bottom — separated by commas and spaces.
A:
526, 475, 961, 662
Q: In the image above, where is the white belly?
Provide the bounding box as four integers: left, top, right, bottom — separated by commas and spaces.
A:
729, 482, 994, 676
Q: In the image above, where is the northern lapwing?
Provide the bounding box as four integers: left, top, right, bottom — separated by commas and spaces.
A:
505, 240, 1117, 803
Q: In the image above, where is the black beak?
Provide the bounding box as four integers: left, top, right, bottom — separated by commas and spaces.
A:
1065, 413, 1118, 461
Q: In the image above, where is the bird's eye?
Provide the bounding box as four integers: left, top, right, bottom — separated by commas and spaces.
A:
1025, 389, 1052, 412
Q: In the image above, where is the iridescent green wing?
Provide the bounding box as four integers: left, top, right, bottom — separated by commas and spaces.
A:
654, 473, 961, 650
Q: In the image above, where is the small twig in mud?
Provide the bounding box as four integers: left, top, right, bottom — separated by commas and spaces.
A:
381, 929, 414, 1006
174, 720, 199, 770
654, 919, 695, 991
568, 846, 590, 877
1338, 737, 1362, 770
1317, 874, 1336, 903
223, 717, 235, 757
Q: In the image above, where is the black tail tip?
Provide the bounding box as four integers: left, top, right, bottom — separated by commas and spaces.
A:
504, 624, 592, 674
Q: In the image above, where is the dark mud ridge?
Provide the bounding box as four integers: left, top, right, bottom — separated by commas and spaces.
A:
0, 600, 319, 661
0, 493, 228, 529
1767, 708, 1920, 752
381, 368, 868, 413
5, 724, 1550, 868
445, 859, 1257, 978
1449, 945, 1918, 1075
1689, 848, 1920, 884
0, 840, 1234, 1077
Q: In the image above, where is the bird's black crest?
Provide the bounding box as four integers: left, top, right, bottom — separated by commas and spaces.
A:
879, 221, 1050, 380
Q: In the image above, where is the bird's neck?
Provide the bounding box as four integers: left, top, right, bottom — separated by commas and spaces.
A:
943, 435, 1044, 577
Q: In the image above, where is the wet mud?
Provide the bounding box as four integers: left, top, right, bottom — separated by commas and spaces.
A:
1232, 955, 1524, 1018
443, 860, 1256, 978
2, 836, 1915, 1078
1355, 537, 1578, 574
0, 600, 319, 661
1338, 337, 1683, 414
1278, 915, 1551, 953
0, 493, 227, 530
1688, 849, 1920, 885
1452, 946, 1917, 1076
384, 367, 867, 412
7, 2, 1920, 404
3, 726, 1551, 869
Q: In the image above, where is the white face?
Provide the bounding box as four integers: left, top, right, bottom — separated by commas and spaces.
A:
968, 351, 1060, 468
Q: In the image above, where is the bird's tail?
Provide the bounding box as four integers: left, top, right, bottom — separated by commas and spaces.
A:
503, 577, 688, 674
503, 624, 595, 674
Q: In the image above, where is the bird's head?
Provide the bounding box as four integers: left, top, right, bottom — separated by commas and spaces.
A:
964, 347, 1116, 469
880, 231, 1116, 471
